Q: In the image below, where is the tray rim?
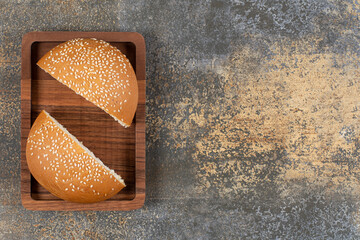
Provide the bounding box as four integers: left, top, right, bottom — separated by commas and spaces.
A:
21, 31, 146, 211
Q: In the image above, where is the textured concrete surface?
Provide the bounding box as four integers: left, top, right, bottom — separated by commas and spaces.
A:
1, 0, 360, 239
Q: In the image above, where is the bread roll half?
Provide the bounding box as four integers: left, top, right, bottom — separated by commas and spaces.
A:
26, 110, 126, 203
37, 38, 138, 127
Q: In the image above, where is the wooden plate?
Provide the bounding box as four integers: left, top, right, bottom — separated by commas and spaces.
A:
21, 32, 145, 211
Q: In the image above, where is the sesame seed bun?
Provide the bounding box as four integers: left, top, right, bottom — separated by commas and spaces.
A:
26, 110, 126, 203
37, 38, 138, 128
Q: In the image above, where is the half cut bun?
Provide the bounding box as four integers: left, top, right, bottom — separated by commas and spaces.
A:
37, 38, 138, 128
26, 110, 126, 203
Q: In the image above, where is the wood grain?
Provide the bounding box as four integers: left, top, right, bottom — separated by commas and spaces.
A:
21, 32, 146, 211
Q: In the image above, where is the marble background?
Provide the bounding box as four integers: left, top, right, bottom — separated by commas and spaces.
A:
1, 0, 360, 239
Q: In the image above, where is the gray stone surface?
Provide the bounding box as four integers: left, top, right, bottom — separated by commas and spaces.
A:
1, 0, 360, 239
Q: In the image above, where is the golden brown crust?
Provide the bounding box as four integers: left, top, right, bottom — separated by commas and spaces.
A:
37, 38, 138, 127
26, 110, 125, 203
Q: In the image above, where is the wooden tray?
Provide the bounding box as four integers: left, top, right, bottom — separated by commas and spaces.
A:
21, 32, 145, 211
